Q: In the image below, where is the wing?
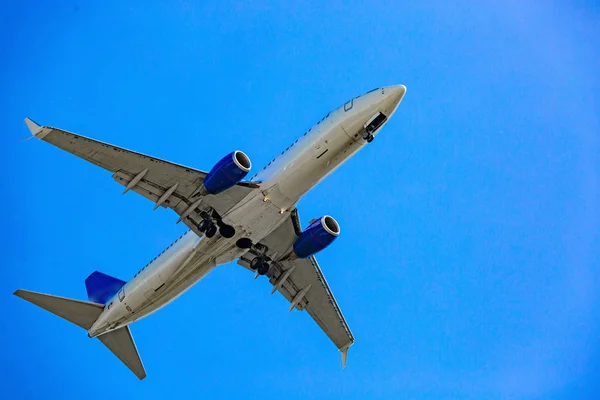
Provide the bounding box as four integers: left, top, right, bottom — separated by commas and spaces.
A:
25, 118, 258, 235
238, 209, 354, 366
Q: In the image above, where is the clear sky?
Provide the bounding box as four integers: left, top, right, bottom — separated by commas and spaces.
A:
1, 1, 599, 399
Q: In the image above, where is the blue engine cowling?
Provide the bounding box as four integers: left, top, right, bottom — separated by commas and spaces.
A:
203, 151, 252, 195
293, 216, 340, 259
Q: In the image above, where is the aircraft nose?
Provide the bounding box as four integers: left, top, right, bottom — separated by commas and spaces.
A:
383, 85, 406, 114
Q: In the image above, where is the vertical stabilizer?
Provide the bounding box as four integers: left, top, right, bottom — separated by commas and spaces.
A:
85, 271, 126, 304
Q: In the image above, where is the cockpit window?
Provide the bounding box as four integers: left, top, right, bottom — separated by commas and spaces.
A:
367, 88, 379, 93
344, 99, 353, 111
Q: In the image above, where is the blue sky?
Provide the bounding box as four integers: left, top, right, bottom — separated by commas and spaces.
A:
1, 1, 599, 398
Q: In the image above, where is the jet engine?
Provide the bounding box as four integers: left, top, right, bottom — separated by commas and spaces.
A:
203, 151, 251, 195
293, 216, 340, 259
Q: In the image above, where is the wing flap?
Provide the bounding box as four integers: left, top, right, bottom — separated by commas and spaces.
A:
33, 125, 205, 194
277, 258, 354, 349
112, 171, 185, 209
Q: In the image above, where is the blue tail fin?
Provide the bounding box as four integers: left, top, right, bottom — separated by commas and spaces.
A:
85, 271, 126, 304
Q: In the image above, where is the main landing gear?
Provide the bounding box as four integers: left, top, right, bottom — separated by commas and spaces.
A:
198, 218, 218, 238
250, 256, 270, 275
198, 211, 236, 239
362, 130, 374, 143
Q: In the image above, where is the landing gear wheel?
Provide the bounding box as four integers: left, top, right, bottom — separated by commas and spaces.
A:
250, 257, 262, 270
198, 219, 210, 233
362, 129, 374, 143
257, 262, 270, 275
236, 238, 253, 249
219, 224, 235, 239
205, 224, 218, 238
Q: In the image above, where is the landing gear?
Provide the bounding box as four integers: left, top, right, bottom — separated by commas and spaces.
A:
362, 130, 374, 143
257, 262, 270, 275
198, 218, 218, 238
198, 218, 212, 233
250, 257, 262, 270
206, 224, 218, 238
250, 256, 270, 275
199, 213, 235, 239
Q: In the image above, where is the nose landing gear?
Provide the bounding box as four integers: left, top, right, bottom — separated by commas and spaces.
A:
362, 111, 387, 143
362, 128, 375, 143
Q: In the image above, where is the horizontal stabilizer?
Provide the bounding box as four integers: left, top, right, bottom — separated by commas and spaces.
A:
98, 326, 146, 380
85, 271, 126, 304
14, 289, 104, 330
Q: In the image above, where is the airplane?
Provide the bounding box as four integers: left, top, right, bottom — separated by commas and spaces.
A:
15, 85, 407, 379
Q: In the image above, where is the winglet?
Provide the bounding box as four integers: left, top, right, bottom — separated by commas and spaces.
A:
24, 117, 42, 136
341, 346, 349, 369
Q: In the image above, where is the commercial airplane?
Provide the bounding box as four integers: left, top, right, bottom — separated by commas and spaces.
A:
15, 85, 406, 379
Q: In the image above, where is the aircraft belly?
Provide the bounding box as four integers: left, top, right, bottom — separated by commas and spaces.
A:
224, 192, 288, 242
125, 251, 218, 322
276, 124, 357, 201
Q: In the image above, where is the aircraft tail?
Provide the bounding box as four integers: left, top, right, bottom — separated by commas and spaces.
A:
14, 289, 146, 380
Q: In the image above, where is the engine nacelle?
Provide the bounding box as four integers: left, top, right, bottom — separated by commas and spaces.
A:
293, 216, 340, 259
203, 151, 251, 195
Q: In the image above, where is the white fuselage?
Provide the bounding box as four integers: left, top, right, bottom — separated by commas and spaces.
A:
88, 85, 406, 338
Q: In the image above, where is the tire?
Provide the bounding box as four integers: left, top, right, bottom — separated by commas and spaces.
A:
258, 262, 270, 275
198, 219, 210, 233
250, 257, 262, 270
206, 224, 217, 238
